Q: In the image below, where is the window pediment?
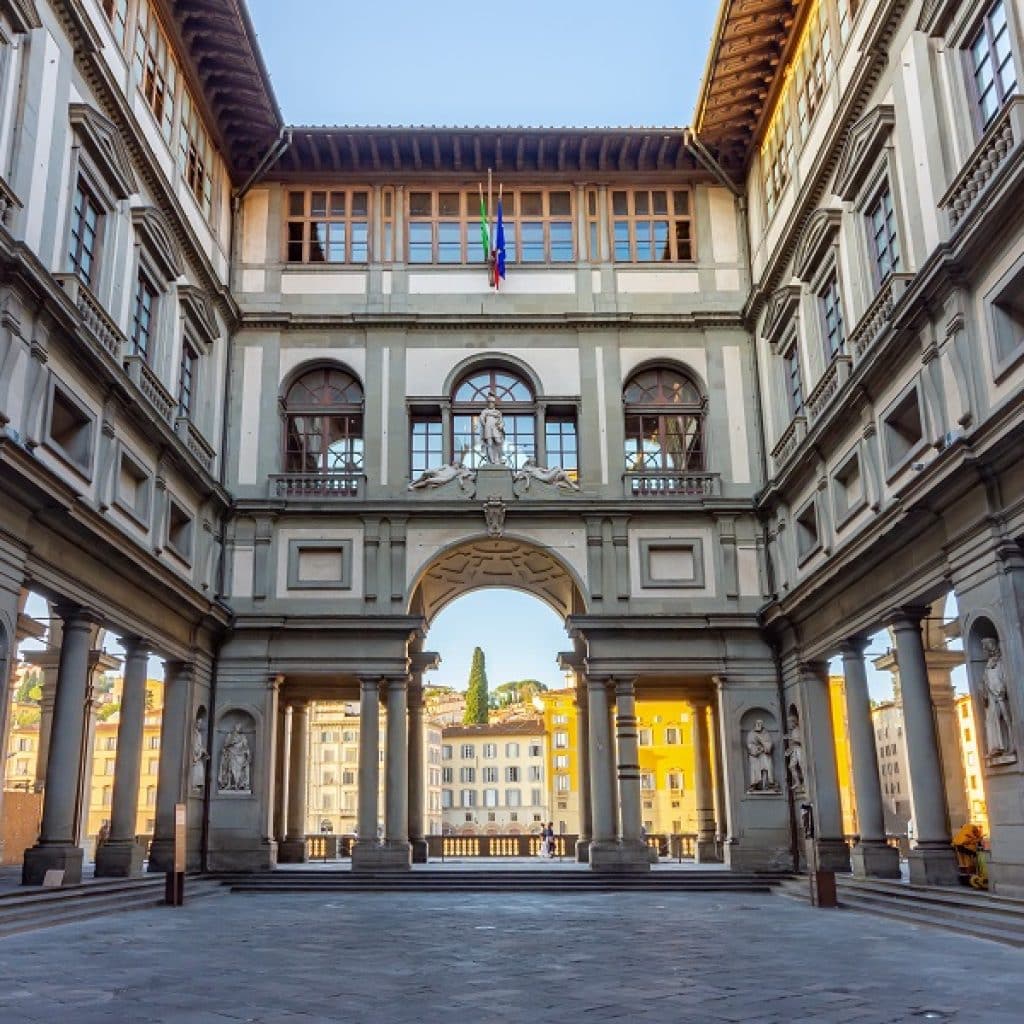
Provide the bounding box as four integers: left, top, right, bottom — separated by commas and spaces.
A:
69, 104, 137, 201
834, 105, 895, 202
763, 284, 803, 349
178, 285, 219, 348
0, 0, 41, 34
794, 208, 842, 281
131, 206, 183, 284
917, 0, 965, 37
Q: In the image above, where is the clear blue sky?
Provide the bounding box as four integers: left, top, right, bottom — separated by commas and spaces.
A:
246, 0, 720, 127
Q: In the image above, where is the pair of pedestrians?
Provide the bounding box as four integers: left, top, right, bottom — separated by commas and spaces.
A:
539, 822, 556, 858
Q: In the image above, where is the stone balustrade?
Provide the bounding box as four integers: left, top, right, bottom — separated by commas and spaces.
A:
123, 354, 176, 425
848, 273, 913, 364
941, 95, 1024, 230
624, 471, 720, 498
0, 174, 21, 227
770, 414, 806, 473
269, 471, 365, 499
805, 355, 852, 425
54, 273, 125, 361
175, 416, 216, 474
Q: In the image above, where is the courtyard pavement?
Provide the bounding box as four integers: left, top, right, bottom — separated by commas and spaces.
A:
0, 888, 1020, 1024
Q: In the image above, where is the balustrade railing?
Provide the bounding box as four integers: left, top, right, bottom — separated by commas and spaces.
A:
940, 95, 1024, 230
805, 355, 852, 425
175, 415, 216, 474
624, 471, 720, 498
848, 273, 913, 365
123, 353, 176, 425
770, 415, 806, 471
305, 834, 356, 860
55, 273, 125, 361
270, 472, 364, 499
0, 174, 21, 227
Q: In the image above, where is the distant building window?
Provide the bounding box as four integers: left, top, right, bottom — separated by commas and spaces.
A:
554, 754, 569, 769
544, 416, 578, 481
504, 741, 520, 759
762, 94, 793, 216
970, 1, 1018, 128
505, 766, 520, 783
442, 744, 453, 759
637, 729, 653, 747
441, 767, 453, 784
553, 731, 569, 749
101, 0, 128, 45
482, 743, 497, 759
133, 0, 177, 142
441, 789, 453, 808
178, 340, 198, 419
784, 342, 804, 417
867, 182, 901, 285
505, 789, 522, 807
482, 766, 498, 783
819, 274, 846, 359
665, 727, 680, 745
460, 766, 475, 783
68, 178, 102, 288
460, 744, 475, 759
286, 188, 369, 264
640, 771, 655, 790
610, 188, 692, 262
555, 774, 570, 792
283, 366, 364, 476
528, 743, 543, 758
793, 1, 832, 130
410, 416, 444, 476
528, 765, 543, 782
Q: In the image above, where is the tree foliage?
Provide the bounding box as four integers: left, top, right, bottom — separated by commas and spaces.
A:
463, 647, 489, 724
490, 679, 548, 708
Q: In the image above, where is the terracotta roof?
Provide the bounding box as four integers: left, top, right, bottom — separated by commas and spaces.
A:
694, 0, 803, 171
443, 719, 545, 738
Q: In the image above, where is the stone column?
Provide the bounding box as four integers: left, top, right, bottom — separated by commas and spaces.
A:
274, 704, 291, 845
587, 678, 615, 856
74, 651, 104, 848
24, 651, 60, 791
22, 606, 98, 885
841, 638, 900, 878
148, 661, 193, 872
574, 678, 592, 863
407, 680, 427, 863
351, 677, 382, 870
279, 701, 309, 863
693, 700, 719, 862
798, 660, 851, 872
95, 637, 150, 877
891, 609, 958, 885
710, 694, 728, 845
382, 678, 411, 868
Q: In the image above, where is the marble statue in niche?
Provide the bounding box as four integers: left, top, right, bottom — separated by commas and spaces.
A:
479, 393, 506, 465
982, 638, 1014, 759
746, 719, 778, 792
218, 722, 252, 793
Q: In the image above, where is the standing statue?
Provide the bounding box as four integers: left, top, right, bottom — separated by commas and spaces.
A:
218, 723, 252, 792
408, 462, 475, 492
513, 458, 581, 492
784, 709, 805, 790
478, 393, 506, 465
746, 719, 776, 791
981, 638, 1014, 758
190, 708, 209, 793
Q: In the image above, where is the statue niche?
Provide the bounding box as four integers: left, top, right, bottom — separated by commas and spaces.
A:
741, 708, 781, 794
216, 709, 255, 794
784, 703, 805, 792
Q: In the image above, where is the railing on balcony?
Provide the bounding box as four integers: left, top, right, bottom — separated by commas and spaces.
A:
270, 471, 365, 499
175, 415, 216, 474
805, 355, 852, 425
940, 95, 1024, 230
54, 273, 125, 361
123, 353, 175, 425
770, 414, 806, 470
0, 174, 22, 227
848, 273, 913, 365
624, 471, 720, 498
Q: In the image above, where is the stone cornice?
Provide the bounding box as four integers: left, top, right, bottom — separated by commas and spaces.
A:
131, 205, 184, 282
0, 0, 41, 34
793, 207, 843, 280
236, 310, 747, 334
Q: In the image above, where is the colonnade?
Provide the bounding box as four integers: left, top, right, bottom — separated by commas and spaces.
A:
17, 603, 202, 885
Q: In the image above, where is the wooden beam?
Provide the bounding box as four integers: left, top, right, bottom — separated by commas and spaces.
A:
557, 136, 567, 172
516, 136, 525, 170
411, 135, 423, 170
453, 135, 462, 170
369, 135, 381, 170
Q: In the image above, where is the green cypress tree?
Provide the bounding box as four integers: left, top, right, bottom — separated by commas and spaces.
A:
463, 646, 489, 724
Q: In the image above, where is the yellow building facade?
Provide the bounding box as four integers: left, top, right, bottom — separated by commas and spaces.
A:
955, 694, 989, 836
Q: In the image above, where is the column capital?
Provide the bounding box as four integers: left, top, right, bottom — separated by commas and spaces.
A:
118, 635, 151, 658
797, 659, 830, 683
267, 673, 285, 692
839, 636, 870, 659
888, 605, 930, 632
53, 603, 102, 630
358, 676, 384, 694
613, 676, 637, 697
712, 674, 728, 691
289, 698, 310, 712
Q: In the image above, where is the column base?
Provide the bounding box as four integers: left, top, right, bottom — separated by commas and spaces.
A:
908, 843, 959, 886
351, 839, 412, 871
22, 843, 84, 886
94, 839, 146, 878
695, 838, 722, 863
589, 840, 651, 873
575, 838, 591, 864
278, 837, 309, 864
147, 836, 174, 873
851, 841, 901, 879
812, 837, 851, 873
410, 838, 429, 864
206, 839, 277, 873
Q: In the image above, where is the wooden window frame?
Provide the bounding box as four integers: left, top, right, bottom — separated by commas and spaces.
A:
866, 178, 901, 287
609, 187, 693, 264
285, 187, 371, 264
179, 87, 215, 220
134, 0, 178, 143
794, 3, 833, 132
622, 366, 706, 474
282, 366, 365, 476
450, 366, 536, 469
966, 0, 1020, 130
101, 0, 129, 46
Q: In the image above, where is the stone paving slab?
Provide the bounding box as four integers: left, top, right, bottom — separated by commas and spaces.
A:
0, 889, 1020, 1023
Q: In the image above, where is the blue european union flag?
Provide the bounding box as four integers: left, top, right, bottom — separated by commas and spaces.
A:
495, 199, 507, 280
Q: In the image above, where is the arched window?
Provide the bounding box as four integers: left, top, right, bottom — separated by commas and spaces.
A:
283, 367, 364, 475
452, 368, 535, 470
623, 366, 705, 480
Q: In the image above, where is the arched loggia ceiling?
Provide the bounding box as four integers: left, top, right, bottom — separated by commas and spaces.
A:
410, 538, 583, 626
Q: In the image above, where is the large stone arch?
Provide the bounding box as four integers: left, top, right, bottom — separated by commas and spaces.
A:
407, 534, 588, 626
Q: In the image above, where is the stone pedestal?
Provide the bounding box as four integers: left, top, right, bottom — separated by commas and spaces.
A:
851, 841, 901, 879
351, 839, 412, 871
908, 842, 960, 886
94, 838, 147, 877
278, 838, 307, 863
575, 840, 591, 864
410, 838, 429, 864
589, 840, 651, 873
22, 843, 85, 886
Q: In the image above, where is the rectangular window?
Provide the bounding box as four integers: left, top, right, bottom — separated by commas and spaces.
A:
101, 0, 129, 46
505, 789, 522, 807
553, 731, 568, 749
178, 340, 198, 419
784, 342, 804, 416
442, 744, 452, 760
638, 728, 652, 746
410, 414, 444, 475
460, 766, 475, 783
460, 744, 475, 759
555, 775, 570, 792
441, 766, 453, 783
838, 0, 863, 45
505, 742, 519, 758
819, 275, 846, 359
179, 89, 215, 220
286, 188, 370, 264
505, 766, 520, 783
640, 772, 655, 790
528, 742, 542, 757
610, 188, 692, 262
482, 743, 497, 759
460, 789, 476, 808
528, 765, 543, 782
442, 789, 453, 808
554, 754, 569, 769
133, 0, 177, 142
793, 1, 832, 131
68, 179, 101, 288
665, 727, 680, 745
585, 188, 601, 260
868, 183, 901, 284
970, 1, 1019, 128
484, 788, 499, 807
131, 274, 156, 362
762, 90, 794, 216
482, 766, 498, 783
544, 415, 578, 479
666, 771, 684, 791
